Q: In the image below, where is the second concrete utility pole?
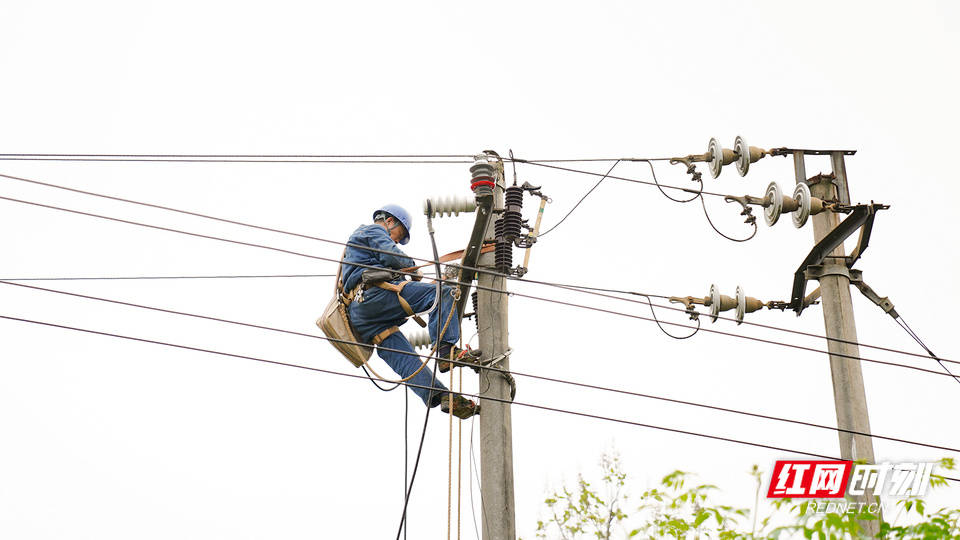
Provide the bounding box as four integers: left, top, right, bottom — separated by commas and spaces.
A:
794, 151, 880, 536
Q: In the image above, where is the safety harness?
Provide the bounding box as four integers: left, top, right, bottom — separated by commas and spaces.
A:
325, 242, 497, 356
343, 274, 427, 346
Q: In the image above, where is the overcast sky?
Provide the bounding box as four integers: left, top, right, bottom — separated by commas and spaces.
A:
1, 1, 958, 538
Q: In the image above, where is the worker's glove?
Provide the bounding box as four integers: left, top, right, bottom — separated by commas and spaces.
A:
411, 269, 423, 281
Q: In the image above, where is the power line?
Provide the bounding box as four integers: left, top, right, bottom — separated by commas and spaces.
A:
0, 274, 337, 281
3, 269, 949, 369
0, 170, 948, 365
543, 283, 960, 366
3, 279, 957, 455
1, 195, 956, 377
395, 202, 447, 540
0, 171, 514, 279
895, 315, 960, 385
537, 160, 621, 238
0, 153, 476, 158
0, 154, 475, 164
514, 158, 730, 199
6, 312, 956, 484
0, 153, 673, 163
520, 157, 759, 242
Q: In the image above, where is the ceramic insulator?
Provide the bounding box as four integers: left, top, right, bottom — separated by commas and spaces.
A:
424, 195, 476, 218
404, 329, 432, 350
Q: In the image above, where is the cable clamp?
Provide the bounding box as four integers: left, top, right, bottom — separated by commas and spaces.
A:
481, 348, 517, 401
481, 347, 513, 369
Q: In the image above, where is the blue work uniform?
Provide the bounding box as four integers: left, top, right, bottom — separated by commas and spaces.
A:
341, 224, 461, 406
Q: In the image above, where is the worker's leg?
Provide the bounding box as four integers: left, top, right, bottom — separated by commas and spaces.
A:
376, 332, 447, 407
398, 282, 461, 346
348, 287, 409, 343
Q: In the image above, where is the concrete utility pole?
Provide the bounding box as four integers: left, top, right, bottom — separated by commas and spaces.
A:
477, 161, 516, 540
794, 152, 880, 535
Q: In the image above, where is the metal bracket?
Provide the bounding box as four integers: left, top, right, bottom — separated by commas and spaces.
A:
802, 287, 821, 309
804, 263, 851, 281
789, 203, 887, 313
849, 269, 898, 319
788, 150, 854, 206
771, 147, 857, 157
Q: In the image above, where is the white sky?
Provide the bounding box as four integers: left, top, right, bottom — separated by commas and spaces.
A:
1, 1, 958, 538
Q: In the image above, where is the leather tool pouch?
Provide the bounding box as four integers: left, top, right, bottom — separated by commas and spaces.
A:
316, 249, 374, 368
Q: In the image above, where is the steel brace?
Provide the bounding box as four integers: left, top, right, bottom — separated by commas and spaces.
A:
804, 264, 898, 319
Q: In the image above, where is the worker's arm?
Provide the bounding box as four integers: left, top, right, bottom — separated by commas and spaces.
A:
367, 227, 416, 269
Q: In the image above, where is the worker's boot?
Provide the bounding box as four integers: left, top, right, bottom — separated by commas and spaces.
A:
437, 344, 482, 373
440, 393, 480, 419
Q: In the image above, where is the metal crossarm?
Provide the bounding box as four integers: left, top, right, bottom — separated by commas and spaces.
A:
789, 203, 886, 313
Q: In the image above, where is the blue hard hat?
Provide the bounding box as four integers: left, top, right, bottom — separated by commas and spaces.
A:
373, 204, 413, 244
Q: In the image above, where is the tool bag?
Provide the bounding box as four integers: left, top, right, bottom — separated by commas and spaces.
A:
316, 250, 373, 368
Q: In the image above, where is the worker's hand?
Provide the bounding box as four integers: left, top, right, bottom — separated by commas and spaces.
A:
411, 269, 423, 281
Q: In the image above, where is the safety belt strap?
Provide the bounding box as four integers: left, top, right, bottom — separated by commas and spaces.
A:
377, 280, 427, 327
371, 325, 400, 346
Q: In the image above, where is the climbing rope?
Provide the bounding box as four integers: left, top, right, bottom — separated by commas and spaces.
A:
447, 311, 468, 539
448, 347, 454, 540
457, 366, 464, 540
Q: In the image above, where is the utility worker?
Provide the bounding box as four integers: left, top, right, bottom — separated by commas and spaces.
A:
341, 204, 480, 419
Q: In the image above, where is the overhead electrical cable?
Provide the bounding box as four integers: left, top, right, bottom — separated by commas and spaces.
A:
0, 171, 948, 364
0, 274, 338, 281
0, 153, 673, 163
514, 158, 729, 198
0, 155, 474, 164
894, 315, 960, 386
1, 194, 955, 373
536, 160, 621, 238
395, 201, 448, 540
518, 157, 757, 241
5, 270, 949, 369
0, 196, 956, 376
540, 282, 959, 366
3, 279, 958, 454
6, 313, 958, 484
